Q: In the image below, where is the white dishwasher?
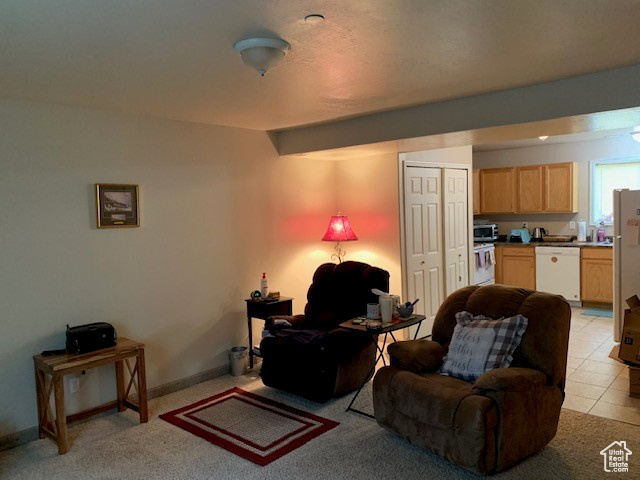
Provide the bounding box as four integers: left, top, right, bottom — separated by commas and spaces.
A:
535, 247, 581, 301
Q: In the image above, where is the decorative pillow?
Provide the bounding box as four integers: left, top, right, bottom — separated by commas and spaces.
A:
438, 311, 528, 381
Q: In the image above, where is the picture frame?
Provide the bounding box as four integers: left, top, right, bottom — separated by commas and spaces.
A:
96, 184, 140, 228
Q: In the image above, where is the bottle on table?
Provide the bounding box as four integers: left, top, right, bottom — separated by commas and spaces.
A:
260, 272, 269, 298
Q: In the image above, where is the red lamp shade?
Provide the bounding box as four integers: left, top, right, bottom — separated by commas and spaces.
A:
321, 214, 358, 242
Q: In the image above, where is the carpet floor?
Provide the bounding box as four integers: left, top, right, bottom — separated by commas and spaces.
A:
1, 369, 639, 479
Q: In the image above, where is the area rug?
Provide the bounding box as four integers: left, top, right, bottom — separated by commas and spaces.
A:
159, 387, 339, 466
583, 308, 613, 318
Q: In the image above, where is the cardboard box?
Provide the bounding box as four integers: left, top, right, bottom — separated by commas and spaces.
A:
630, 367, 640, 399
618, 296, 640, 365
608, 346, 640, 398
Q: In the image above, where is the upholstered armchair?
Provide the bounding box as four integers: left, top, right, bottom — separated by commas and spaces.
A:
373, 284, 571, 474
260, 261, 389, 402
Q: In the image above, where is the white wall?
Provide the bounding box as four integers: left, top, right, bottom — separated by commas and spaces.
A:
473, 136, 640, 237
0, 100, 336, 438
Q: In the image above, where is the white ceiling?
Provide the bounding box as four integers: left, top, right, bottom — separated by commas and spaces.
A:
473, 127, 635, 151
2, 1, 640, 131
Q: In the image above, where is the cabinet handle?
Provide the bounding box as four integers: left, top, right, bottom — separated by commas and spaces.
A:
551, 257, 558, 263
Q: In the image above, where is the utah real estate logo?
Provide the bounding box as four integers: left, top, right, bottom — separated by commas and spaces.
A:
600, 441, 631, 473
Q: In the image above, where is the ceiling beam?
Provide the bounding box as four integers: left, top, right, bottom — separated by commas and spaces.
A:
275, 63, 640, 155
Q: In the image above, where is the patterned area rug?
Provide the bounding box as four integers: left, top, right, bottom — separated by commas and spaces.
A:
160, 387, 339, 466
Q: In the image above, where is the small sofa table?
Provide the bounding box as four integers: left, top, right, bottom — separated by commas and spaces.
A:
33, 337, 148, 454
245, 297, 293, 369
339, 314, 425, 418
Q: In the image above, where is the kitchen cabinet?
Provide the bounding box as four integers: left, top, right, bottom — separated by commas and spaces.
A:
495, 246, 536, 290
543, 162, 578, 213
475, 162, 577, 214
479, 168, 516, 214
516, 165, 544, 213
473, 169, 480, 214
581, 248, 613, 303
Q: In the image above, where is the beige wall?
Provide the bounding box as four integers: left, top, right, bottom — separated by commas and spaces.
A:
473, 136, 640, 237
334, 153, 403, 296
0, 100, 337, 437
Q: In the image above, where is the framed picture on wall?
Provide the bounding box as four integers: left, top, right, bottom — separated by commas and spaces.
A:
96, 184, 140, 228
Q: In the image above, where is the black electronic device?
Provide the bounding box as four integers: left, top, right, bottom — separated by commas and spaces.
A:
66, 322, 117, 354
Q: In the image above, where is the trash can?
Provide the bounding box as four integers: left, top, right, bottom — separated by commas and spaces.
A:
229, 346, 248, 376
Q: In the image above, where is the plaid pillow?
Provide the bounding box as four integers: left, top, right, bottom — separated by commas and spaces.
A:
438, 311, 528, 381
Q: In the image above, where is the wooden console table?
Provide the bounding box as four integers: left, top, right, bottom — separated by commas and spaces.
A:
33, 337, 148, 454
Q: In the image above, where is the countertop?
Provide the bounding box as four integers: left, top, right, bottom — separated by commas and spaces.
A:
493, 241, 613, 248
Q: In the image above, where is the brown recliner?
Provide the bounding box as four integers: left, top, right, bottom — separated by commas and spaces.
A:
373, 284, 571, 474
260, 261, 390, 402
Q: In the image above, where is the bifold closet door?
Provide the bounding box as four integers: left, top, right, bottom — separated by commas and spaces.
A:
404, 166, 445, 337
443, 168, 469, 295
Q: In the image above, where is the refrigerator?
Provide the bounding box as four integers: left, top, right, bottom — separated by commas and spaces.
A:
613, 189, 640, 341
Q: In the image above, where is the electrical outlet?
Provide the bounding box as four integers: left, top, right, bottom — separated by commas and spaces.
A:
69, 377, 80, 394
569, 221, 576, 230
522, 222, 528, 229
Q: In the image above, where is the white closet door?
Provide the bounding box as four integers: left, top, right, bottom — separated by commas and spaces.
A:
443, 168, 469, 295
404, 166, 444, 337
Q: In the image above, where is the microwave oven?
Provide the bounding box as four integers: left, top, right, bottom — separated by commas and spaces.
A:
473, 223, 498, 242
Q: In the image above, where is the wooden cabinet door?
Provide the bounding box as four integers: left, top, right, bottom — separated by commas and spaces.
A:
480, 168, 515, 213
501, 248, 535, 289
544, 162, 578, 212
502, 256, 536, 290
581, 248, 613, 303
494, 246, 503, 283
473, 169, 480, 214
517, 165, 544, 212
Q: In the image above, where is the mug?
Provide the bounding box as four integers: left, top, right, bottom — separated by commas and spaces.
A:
367, 303, 380, 319
379, 297, 393, 323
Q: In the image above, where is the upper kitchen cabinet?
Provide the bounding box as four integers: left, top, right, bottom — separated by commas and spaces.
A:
473, 169, 480, 214
475, 161, 578, 214
517, 165, 544, 213
543, 162, 578, 213
479, 167, 516, 213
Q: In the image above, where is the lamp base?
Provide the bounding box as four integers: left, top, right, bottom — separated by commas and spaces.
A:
331, 242, 346, 263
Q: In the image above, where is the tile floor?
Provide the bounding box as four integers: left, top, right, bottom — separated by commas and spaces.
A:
563, 306, 640, 425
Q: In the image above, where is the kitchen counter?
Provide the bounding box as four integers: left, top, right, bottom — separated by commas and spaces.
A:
493, 241, 613, 248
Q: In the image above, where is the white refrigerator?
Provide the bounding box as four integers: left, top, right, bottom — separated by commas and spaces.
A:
613, 189, 640, 341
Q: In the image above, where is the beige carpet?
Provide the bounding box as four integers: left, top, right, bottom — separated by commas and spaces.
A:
1, 370, 638, 479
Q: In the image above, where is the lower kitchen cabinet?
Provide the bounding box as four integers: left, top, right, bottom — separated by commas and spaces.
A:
495, 246, 536, 290
581, 248, 613, 304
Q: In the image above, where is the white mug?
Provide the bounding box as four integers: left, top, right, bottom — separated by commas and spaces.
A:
379, 297, 393, 323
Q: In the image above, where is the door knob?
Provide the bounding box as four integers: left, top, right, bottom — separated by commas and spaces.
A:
421, 261, 425, 265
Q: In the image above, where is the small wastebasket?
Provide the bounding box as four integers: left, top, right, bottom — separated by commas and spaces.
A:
229, 346, 248, 376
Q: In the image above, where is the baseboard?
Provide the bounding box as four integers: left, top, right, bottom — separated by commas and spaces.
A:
146, 363, 230, 399
0, 363, 230, 452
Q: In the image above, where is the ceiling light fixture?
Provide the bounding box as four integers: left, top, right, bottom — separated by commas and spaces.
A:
304, 14, 325, 25
631, 126, 640, 144
539, 136, 549, 141
233, 37, 291, 76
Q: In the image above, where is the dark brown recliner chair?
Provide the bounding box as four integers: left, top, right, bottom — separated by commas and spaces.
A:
260, 261, 389, 402
373, 284, 571, 474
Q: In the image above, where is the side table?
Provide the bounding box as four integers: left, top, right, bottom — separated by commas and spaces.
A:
33, 337, 148, 454
339, 314, 426, 418
245, 297, 293, 369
